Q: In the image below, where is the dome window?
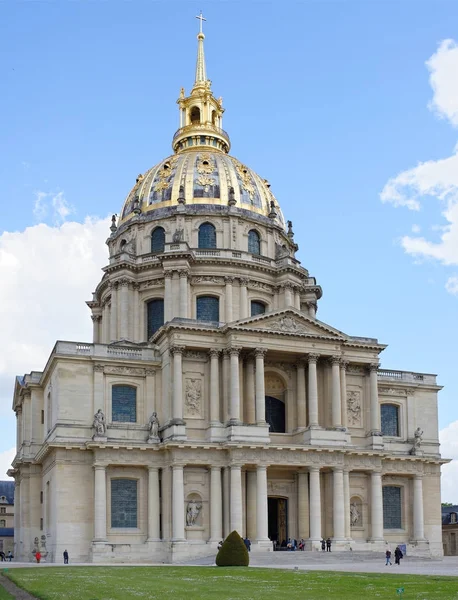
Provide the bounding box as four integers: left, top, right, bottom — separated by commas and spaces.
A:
151, 227, 165, 253
251, 301, 266, 317
248, 230, 261, 254
198, 222, 217, 249
147, 299, 164, 338
196, 296, 219, 323
190, 106, 201, 124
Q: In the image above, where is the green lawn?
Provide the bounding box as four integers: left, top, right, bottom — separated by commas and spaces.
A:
6, 566, 458, 600
0, 579, 14, 600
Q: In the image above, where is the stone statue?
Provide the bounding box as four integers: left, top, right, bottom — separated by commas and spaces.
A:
186, 499, 202, 526
172, 228, 184, 242
93, 409, 106, 437
147, 412, 160, 443
350, 502, 361, 527
413, 427, 423, 451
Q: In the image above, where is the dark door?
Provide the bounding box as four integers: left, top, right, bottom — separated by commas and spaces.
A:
265, 396, 286, 432
268, 497, 288, 544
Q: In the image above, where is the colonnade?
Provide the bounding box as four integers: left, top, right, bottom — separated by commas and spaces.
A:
91, 463, 425, 544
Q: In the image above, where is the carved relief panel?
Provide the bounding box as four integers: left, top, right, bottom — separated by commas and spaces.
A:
347, 388, 363, 428
184, 377, 203, 419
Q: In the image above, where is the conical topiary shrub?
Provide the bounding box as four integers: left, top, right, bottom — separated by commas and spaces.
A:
216, 530, 249, 567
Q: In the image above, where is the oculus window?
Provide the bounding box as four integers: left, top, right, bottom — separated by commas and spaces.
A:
198, 222, 217, 249
147, 299, 164, 338
196, 296, 219, 322
112, 385, 137, 423
381, 404, 400, 437
151, 227, 165, 253
111, 479, 138, 528
383, 486, 402, 529
248, 229, 261, 254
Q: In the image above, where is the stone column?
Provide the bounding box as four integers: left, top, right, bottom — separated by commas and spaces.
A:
179, 270, 189, 318
210, 466, 223, 542
91, 315, 100, 344
296, 360, 307, 429
273, 286, 280, 310
16, 408, 22, 452
307, 302, 316, 319
224, 277, 233, 322
297, 470, 309, 539
93, 464, 107, 541
170, 346, 184, 422
256, 465, 269, 541
110, 281, 118, 342
343, 469, 351, 539
13, 481, 20, 559
132, 283, 140, 342
147, 467, 160, 540
283, 283, 293, 307
309, 467, 321, 541
246, 471, 257, 540
331, 357, 342, 428
223, 466, 230, 537
307, 354, 320, 428
230, 464, 243, 535
164, 271, 173, 322
119, 279, 129, 339
245, 357, 255, 424
294, 289, 301, 310
222, 350, 230, 423
255, 348, 267, 425
340, 361, 348, 430
172, 464, 185, 541
370, 470, 384, 541
229, 347, 241, 424
413, 475, 425, 540
209, 349, 220, 425
239, 278, 248, 319
369, 364, 381, 435
333, 468, 345, 540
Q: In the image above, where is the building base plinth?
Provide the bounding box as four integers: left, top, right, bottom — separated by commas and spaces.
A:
161, 423, 187, 442
302, 428, 350, 446
252, 540, 273, 552
225, 424, 270, 443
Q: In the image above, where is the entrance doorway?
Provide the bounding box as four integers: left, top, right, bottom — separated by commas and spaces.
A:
268, 497, 288, 545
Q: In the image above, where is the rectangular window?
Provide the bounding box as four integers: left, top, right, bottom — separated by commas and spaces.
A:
383, 486, 402, 529
381, 404, 399, 436
112, 385, 137, 423
111, 479, 138, 528
196, 296, 219, 322
0, 507, 5, 514
0, 520, 5, 527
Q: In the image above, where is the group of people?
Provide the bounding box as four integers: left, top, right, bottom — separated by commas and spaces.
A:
321, 538, 332, 552
0, 550, 13, 561
385, 546, 404, 566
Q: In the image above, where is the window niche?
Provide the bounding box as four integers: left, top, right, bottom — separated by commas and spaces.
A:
251, 300, 266, 316
350, 496, 363, 528
112, 385, 137, 423
381, 404, 400, 437
111, 479, 138, 528
147, 299, 164, 338
196, 296, 219, 322
198, 222, 217, 249
248, 229, 261, 254
382, 485, 402, 529
151, 227, 165, 253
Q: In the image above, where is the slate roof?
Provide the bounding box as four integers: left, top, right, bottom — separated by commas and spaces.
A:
0, 528, 14, 537
0, 481, 14, 505
441, 505, 458, 525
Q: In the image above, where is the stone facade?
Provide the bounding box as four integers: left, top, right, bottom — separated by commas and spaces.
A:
9, 24, 446, 563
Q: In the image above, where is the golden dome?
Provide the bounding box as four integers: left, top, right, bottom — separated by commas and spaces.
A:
119, 150, 285, 227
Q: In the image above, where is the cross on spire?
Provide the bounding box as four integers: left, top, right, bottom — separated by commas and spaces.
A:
196, 11, 206, 34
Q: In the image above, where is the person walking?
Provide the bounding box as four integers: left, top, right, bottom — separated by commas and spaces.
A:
7, 551, 13, 562
321, 538, 326, 551
394, 546, 403, 565
243, 537, 251, 552
385, 549, 392, 565
63, 549, 69, 564
35, 551, 41, 564
326, 537, 332, 552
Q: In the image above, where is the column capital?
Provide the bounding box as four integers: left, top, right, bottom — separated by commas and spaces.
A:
239, 277, 249, 286
340, 360, 349, 370
368, 363, 380, 373
171, 462, 185, 470
308, 466, 320, 473
228, 346, 242, 356
93, 463, 107, 471
210, 465, 222, 472
229, 462, 243, 469
145, 368, 156, 376
119, 277, 132, 288
254, 347, 268, 358
332, 466, 344, 474
308, 353, 320, 364
178, 269, 189, 279
224, 276, 235, 284
329, 355, 341, 366
164, 270, 174, 279
208, 348, 221, 359
91, 314, 102, 323
170, 345, 185, 356
148, 466, 160, 473
296, 359, 306, 370
132, 282, 140, 291
255, 464, 269, 471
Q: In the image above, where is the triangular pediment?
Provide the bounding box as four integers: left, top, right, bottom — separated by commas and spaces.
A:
228, 308, 348, 339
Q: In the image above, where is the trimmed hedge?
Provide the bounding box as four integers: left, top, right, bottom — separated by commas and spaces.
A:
216, 530, 249, 567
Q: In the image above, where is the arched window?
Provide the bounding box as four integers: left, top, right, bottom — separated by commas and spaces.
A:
212, 110, 217, 125
265, 396, 286, 433
198, 222, 217, 249
248, 230, 261, 254
147, 299, 164, 338
383, 486, 402, 529
251, 301, 266, 316
190, 106, 201, 124
381, 404, 400, 436
111, 479, 138, 528
151, 227, 165, 253
112, 385, 137, 423
196, 296, 219, 322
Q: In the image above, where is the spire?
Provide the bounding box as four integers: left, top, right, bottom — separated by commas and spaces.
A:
194, 11, 207, 85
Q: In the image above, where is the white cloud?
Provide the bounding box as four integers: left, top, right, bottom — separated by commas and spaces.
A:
440, 421, 458, 503
0, 214, 110, 449
445, 276, 458, 296
380, 39, 458, 295
33, 191, 75, 225
0, 447, 15, 479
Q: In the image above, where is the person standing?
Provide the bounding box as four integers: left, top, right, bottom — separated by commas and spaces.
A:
326, 537, 332, 552
394, 546, 403, 565
63, 549, 69, 564
35, 551, 41, 563
321, 538, 326, 551
7, 551, 12, 562
243, 537, 251, 552
385, 549, 392, 565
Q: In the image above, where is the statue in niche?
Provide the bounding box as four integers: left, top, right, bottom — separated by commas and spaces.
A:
147, 412, 160, 443
172, 228, 184, 242
411, 427, 423, 454
92, 409, 106, 438
350, 501, 362, 527
186, 499, 202, 526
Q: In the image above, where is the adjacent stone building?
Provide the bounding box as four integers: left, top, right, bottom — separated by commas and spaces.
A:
10, 22, 446, 563
0, 481, 15, 556
442, 505, 458, 556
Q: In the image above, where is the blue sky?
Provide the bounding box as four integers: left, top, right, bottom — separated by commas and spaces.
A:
1, 1, 458, 496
